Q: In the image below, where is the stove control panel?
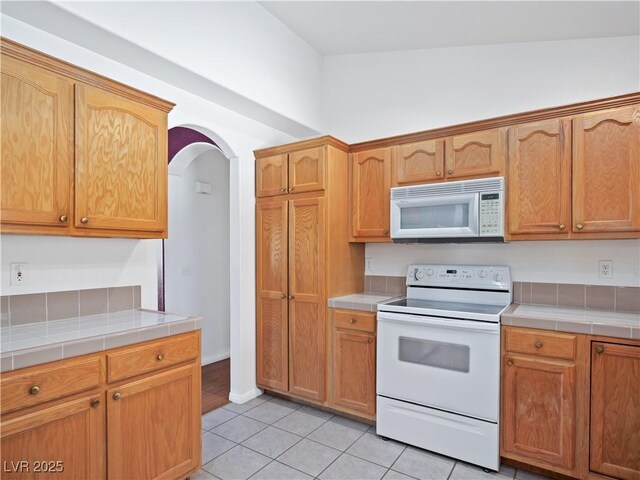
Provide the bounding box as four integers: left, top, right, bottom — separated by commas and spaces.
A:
407, 264, 510, 291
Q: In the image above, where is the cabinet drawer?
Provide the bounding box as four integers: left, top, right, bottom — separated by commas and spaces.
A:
0, 356, 103, 414
504, 328, 576, 360
107, 333, 199, 383
334, 310, 376, 333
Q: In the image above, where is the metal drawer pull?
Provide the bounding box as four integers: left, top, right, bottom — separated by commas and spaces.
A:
113, 392, 122, 400
595, 346, 604, 354
80, 217, 89, 224
59, 215, 68, 222
535, 341, 543, 349
350, 318, 357, 324
507, 360, 514, 366
367, 338, 373, 344
90, 399, 100, 408
29, 385, 40, 395
157, 353, 165, 361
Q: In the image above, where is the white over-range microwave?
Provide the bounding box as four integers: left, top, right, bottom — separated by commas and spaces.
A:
390, 177, 505, 243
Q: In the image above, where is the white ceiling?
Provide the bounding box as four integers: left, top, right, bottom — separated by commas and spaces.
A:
259, 1, 640, 55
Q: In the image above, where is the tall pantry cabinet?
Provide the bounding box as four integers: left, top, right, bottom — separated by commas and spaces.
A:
255, 137, 365, 403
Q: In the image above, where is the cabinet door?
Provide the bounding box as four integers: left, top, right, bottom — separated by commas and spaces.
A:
289, 147, 325, 194
256, 199, 289, 391
75, 83, 167, 233
288, 197, 326, 401
1, 56, 72, 229
107, 363, 201, 480
332, 330, 375, 415
0, 394, 105, 479
507, 119, 571, 235
573, 105, 640, 233
256, 154, 287, 197
351, 148, 392, 241
590, 342, 640, 480
502, 355, 575, 469
393, 140, 445, 186
445, 129, 505, 179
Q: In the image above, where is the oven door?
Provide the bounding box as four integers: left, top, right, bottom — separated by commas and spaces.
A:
377, 311, 499, 422
390, 193, 479, 239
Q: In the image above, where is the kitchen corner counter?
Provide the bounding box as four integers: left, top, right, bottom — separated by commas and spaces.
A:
502, 303, 640, 340
328, 293, 400, 312
0, 309, 201, 373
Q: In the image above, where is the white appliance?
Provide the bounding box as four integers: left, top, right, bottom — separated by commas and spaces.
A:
376, 264, 511, 471
390, 177, 505, 242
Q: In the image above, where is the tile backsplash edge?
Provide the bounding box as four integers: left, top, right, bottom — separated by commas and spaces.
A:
1, 285, 142, 327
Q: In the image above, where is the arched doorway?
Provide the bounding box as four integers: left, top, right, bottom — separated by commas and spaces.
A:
162, 125, 232, 411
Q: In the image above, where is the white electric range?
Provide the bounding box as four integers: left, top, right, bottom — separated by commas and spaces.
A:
376, 264, 511, 471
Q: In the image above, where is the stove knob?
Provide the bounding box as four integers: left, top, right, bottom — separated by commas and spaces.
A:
494, 273, 503, 282
426, 268, 434, 277
416, 269, 425, 280
478, 270, 487, 278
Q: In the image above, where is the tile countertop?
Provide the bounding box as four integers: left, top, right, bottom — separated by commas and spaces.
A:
328, 293, 400, 312
502, 304, 640, 340
0, 309, 201, 373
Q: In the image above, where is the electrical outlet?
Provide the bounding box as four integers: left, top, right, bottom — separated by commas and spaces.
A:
10, 263, 27, 286
598, 260, 613, 279
365, 258, 373, 272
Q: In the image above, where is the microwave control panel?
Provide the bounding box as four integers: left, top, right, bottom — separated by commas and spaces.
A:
479, 192, 503, 236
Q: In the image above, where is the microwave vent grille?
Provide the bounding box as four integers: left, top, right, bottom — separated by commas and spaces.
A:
391, 177, 504, 199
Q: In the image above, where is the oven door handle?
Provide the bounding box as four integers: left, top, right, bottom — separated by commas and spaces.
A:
377, 312, 500, 334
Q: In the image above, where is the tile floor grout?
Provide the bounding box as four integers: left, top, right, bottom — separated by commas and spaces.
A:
199, 394, 544, 480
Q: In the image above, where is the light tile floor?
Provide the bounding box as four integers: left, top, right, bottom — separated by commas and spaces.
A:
195, 395, 551, 480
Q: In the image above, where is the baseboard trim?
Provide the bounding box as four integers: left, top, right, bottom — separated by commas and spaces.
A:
229, 387, 263, 404
201, 351, 230, 366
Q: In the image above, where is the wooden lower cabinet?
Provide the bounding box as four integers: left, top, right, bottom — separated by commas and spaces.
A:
502, 354, 576, 469
590, 342, 640, 480
0, 331, 201, 480
328, 309, 376, 419
0, 393, 105, 479
502, 326, 640, 480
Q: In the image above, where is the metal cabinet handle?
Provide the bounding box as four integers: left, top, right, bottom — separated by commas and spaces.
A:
288, 295, 294, 300
350, 318, 357, 324
59, 215, 68, 223
595, 346, 604, 354
113, 392, 122, 401
289, 188, 295, 192
29, 385, 40, 395
535, 341, 543, 349
436, 171, 441, 176
280, 294, 286, 299
367, 338, 373, 344
559, 224, 566, 230
447, 170, 453, 175
90, 399, 100, 408
576, 223, 584, 230
157, 354, 165, 361
383, 230, 389, 235
507, 360, 514, 366
80, 217, 89, 224
280, 188, 286, 193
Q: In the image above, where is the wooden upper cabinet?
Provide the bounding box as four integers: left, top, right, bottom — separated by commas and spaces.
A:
351, 147, 392, 241
255, 199, 289, 391
445, 129, 505, 180
289, 146, 325, 194
1, 394, 105, 480
507, 119, 571, 235
1, 56, 72, 229
502, 354, 576, 469
288, 197, 326, 401
392, 140, 445, 186
107, 364, 200, 480
75, 84, 168, 234
256, 154, 287, 197
590, 342, 640, 480
573, 105, 640, 234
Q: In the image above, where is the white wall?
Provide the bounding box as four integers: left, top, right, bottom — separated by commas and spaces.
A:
165, 149, 230, 365
366, 240, 640, 287
52, 1, 324, 131
323, 36, 640, 143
